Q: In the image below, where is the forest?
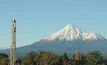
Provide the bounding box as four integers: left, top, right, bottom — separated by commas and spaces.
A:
0, 51, 107, 65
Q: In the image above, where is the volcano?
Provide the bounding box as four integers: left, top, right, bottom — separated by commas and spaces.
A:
2, 24, 107, 55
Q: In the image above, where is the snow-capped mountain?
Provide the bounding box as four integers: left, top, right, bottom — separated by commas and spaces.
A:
44, 24, 105, 41
2, 24, 107, 56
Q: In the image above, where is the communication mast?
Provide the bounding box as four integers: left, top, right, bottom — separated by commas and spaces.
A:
10, 19, 16, 65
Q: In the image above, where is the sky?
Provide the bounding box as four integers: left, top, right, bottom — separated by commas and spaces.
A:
0, 0, 107, 49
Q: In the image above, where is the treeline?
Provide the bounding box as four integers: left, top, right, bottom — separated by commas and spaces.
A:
0, 51, 107, 65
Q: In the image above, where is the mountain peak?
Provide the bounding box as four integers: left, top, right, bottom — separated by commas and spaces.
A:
44, 24, 105, 41
63, 24, 77, 29
64, 24, 71, 28
63, 24, 84, 32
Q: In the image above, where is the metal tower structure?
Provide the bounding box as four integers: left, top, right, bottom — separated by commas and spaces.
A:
10, 19, 16, 65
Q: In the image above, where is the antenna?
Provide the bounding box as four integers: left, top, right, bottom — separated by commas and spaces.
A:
10, 19, 16, 65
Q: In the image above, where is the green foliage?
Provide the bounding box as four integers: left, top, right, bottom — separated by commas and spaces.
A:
73, 51, 84, 61
63, 52, 69, 61
0, 51, 107, 65
21, 51, 36, 65
0, 53, 8, 65
37, 52, 69, 65
85, 51, 102, 65
72, 51, 84, 65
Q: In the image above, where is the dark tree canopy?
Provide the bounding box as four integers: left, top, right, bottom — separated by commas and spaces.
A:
0, 51, 107, 65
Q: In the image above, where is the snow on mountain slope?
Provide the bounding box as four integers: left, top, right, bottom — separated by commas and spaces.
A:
44, 24, 105, 41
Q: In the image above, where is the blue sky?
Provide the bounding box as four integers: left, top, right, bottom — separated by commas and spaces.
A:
0, 0, 107, 49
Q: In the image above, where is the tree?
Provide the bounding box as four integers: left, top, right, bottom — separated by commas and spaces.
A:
36, 52, 60, 65
86, 51, 101, 65
63, 52, 69, 61
72, 51, 84, 65
21, 51, 36, 65
0, 53, 9, 65
16, 58, 21, 65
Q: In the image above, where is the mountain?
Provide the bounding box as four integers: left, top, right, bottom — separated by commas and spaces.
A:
43, 24, 105, 41
1, 24, 107, 55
